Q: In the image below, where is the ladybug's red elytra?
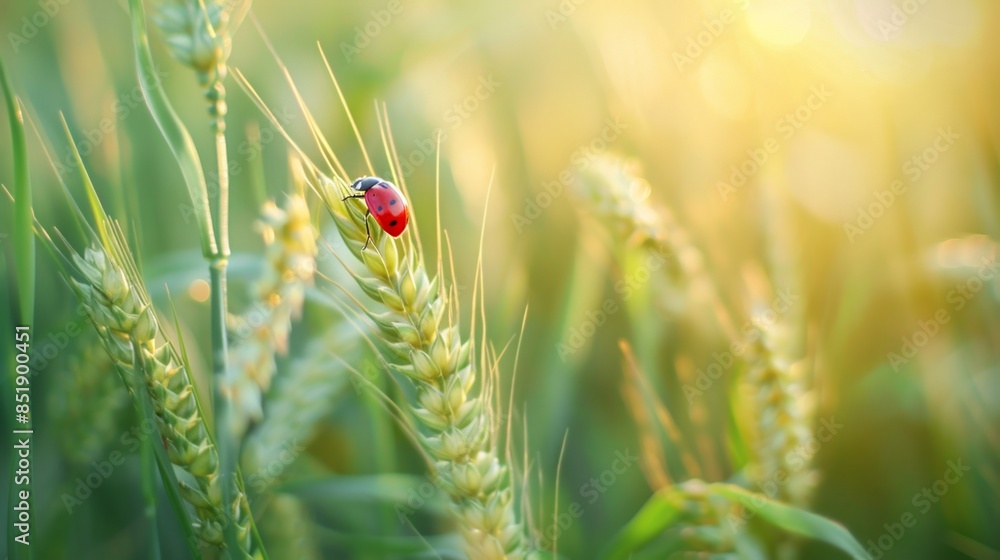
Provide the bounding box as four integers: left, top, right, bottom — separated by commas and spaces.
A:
342, 176, 410, 250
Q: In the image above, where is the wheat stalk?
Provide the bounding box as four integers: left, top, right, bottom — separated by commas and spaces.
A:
46, 231, 254, 555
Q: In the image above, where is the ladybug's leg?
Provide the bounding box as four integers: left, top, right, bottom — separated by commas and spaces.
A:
341, 193, 366, 201
362, 209, 373, 251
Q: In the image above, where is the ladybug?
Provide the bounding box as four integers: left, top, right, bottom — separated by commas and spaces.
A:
342, 176, 409, 250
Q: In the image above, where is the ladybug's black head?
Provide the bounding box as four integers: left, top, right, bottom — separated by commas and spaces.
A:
351, 176, 384, 191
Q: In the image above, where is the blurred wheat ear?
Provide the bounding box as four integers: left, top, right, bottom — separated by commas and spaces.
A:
234, 43, 532, 558
226, 191, 317, 431
48, 342, 130, 466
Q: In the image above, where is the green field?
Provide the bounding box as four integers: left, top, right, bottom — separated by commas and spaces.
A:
1, 0, 998, 558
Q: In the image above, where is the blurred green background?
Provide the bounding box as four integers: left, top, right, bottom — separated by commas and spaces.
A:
1, 0, 999, 558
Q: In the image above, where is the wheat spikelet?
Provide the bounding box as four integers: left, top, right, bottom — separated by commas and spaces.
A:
52, 235, 254, 555
673, 480, 738, 556
152, 0, 246, 126
744, 322, 815, 509
312, 171, 528, 560
48, 342, 129, 465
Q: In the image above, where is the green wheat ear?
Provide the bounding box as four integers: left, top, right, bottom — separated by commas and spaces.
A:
314, 170, 528, 559
226, 193, 317, 430
152, 0, 249, 124
744, 322, 816, 509
47, 235, 254, 555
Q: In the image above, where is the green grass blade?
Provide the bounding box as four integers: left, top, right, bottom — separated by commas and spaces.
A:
58, 113, 111, 250
313, 527, 464, 558
711, 484, 867, 559
126, 0, 217, 258
0, 57, 33, 324
1, 54, 34, 560
599, 486, 686, 560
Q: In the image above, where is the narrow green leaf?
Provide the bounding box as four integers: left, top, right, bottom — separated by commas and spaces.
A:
600, 486, 687, 560
277, 474, 448, 511
126, 0, 217, 258
0, 56, 32, 324
313, 527, 464, 558
711, 484, 867, 559
58, 113, 111, 251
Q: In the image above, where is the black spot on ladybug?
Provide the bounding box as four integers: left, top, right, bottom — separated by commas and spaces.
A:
378, 206, 383, 212
390, 199, 397, 205
389, 220, 398, 227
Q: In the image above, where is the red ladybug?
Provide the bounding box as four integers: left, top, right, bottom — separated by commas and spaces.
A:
342, 176, 409, 249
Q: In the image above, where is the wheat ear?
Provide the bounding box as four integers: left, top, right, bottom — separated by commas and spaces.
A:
226, 194, 317, 426
571, 155, 708, 294
52, 234, 254, 554
312, 172, 528, 559
745, 324, 815, 509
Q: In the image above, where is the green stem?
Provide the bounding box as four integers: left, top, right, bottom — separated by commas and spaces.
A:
137, 378, 162, 560
215, 116, 230, 257
209, 261, 241, 556
207, 66, 243, 554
